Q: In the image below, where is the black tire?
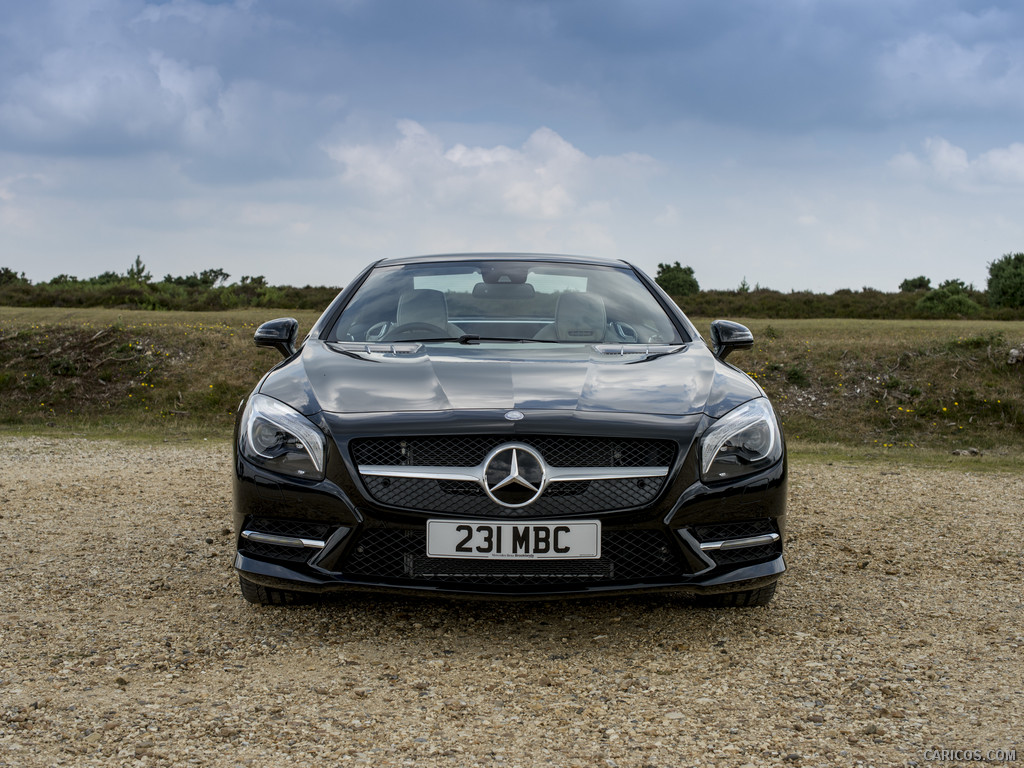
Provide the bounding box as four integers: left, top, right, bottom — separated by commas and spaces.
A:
693, 581, 777, 608
238, 575, 311, 606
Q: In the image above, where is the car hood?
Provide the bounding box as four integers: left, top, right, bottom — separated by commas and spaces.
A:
259, 341, 762, 420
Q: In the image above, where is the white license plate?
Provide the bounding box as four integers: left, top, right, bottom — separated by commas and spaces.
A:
426, 520, 601, 559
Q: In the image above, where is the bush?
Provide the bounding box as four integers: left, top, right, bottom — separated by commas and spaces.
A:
655, 262, 699, 296
899, 275, 932, 292
915, 287, 982, 317
0, 263, 342, 312
0, 267, 28, 286
987, 252, 1024, 309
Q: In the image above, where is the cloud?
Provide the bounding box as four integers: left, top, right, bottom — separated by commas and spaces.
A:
876, 28, 1024, 120
325, 121, 659, 220
4, 0, 1024, 173
891, 137, 1024, 186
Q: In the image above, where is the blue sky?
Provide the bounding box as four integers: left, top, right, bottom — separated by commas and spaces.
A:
2, 0, 1024, 292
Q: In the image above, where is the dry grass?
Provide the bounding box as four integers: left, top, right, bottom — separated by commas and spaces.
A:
3, 309, 1023, 459
694, 317, 1024, 455
0, 307, 320, 438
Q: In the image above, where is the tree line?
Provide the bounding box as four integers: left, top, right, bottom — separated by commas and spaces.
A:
655, 253, 1024, 319
3, 254, 1024, 318
0, 257, 340, 311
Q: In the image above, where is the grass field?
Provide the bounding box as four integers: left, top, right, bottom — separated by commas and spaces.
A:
2, 307, 1021, 466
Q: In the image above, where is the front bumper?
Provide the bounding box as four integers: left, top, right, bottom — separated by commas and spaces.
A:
234, 550, 786, 600
232, 437, 787, 600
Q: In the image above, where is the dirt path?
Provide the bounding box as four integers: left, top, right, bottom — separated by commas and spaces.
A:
1, 437, 1021, 767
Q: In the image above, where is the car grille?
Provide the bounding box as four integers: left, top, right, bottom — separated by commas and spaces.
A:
360, 475, 663, 517
351, 435, 675, 517
351, 436, 675, 468
342, 528, 687, 587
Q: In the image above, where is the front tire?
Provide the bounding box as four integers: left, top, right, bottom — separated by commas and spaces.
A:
238, 575, 311, 606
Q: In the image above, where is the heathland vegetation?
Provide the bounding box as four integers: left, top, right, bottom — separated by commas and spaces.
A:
0, 258, 339, 312
1, 307, 1021, 464
654, 253, 1024, 319
1, 254, 1022, 459
2, 253, 1024, 318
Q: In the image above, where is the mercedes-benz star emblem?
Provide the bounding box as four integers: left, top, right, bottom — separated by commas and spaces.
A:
483, 443, 546, 508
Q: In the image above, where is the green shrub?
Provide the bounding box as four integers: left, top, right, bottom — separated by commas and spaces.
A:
899, 275, 931, 292
987, 252, 1024, 309
915, 288, 982, 317
655, 262, 699, 296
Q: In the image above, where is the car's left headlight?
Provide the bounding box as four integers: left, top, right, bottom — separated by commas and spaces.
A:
240, 394, 326, 480
700, 398, 783, 483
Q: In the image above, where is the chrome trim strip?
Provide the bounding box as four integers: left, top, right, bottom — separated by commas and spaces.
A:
358, 464, 668, 483
548, 466, 669, 481
241, 530, 326, 549
358, 466, 484, 482
699, 533, 780, 552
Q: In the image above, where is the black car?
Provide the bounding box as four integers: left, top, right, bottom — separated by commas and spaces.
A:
233, 253, 786, 606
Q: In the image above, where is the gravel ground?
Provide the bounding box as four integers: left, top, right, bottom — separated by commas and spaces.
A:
1, 436, 1022, 768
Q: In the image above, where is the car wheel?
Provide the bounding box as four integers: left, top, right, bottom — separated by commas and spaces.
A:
238, 575, 311, 606
693, 581, 777, 608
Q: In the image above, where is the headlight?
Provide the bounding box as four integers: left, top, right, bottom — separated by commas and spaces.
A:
240, 394, 326, 480
700, 398, 782, 482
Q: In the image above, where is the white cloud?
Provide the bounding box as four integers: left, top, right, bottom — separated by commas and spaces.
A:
890, 137, 1024, 187
924, 137, 970, 179
974, 143, 1024, 184
325, 122, 659, 220
877, 30, 1024, 116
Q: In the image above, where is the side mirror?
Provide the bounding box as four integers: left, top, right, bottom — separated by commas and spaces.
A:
254, 317, 299, 358
710, 320, 753, 361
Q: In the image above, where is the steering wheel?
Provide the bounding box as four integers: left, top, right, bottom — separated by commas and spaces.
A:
381, 321, 449, 341
610, 321, 639, 343
364, 321, 391, 341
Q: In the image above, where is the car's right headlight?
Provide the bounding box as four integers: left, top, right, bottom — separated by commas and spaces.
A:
240, 394, 326, 480
700, 398, 783, 483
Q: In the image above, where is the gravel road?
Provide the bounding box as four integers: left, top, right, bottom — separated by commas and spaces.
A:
1, 437, 1021, 768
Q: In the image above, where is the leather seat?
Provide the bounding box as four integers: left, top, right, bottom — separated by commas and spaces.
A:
395, 289, 463, 336
534, 292, 607, 342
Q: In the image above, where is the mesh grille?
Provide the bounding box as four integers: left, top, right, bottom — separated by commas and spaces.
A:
690, 519, 781, 567
239, 518, 332, 564
692, 519, 777, 542
710, 543, 780, 565
351, 436, 675, 468
362, 475, 664, 517
342, 528, 686, 587
240, 540, 313, 563
246, 518, 332, 540
352, 435, 675, 515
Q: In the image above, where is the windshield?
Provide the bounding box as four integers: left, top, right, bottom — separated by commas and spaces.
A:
329, 260, 686, 344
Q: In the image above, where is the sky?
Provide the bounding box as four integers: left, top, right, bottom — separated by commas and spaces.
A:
2, 0, 1024, 293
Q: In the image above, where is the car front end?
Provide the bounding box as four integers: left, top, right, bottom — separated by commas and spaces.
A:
232, 254, 787, 606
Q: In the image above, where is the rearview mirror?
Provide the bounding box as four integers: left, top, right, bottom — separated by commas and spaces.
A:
254, 317, 299, 358
710, 320, 753, 361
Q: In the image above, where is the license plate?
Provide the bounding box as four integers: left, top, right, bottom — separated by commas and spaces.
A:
426, 520, 601, 559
